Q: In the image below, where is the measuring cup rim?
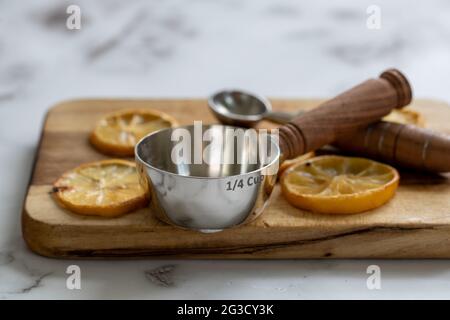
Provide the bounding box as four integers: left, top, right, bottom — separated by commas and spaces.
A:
208, 89, 272, 122
135, 124, 280, 180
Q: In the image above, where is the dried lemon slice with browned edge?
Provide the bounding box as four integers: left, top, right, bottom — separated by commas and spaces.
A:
281, 155, 399, 214
53, 159, 148, 217
277, 152, 315, 178
383, 109, 425, 127
90, 109, 178, 157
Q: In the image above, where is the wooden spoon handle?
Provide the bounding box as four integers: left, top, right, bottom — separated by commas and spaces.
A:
278, 69, 412, 159
334, 122, 450, 172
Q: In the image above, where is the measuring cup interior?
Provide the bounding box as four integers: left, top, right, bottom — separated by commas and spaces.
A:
136, 125, 279, 178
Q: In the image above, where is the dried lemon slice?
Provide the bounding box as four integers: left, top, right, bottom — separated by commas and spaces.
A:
281, 155, 399, 214
90, 109, 178, 156
383, 109, 425, 127
53, 159, 148, 217
278, 152, 315, 178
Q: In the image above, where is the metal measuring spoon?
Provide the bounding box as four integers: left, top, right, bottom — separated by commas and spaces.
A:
208, 89, 300, 127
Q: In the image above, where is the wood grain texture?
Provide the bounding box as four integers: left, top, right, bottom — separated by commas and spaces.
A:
22, 98, 450, 259
334, 122, 450, 172
278, 69, 412, 159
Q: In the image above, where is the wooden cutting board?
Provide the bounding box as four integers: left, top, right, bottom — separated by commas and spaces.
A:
22, 98, 450, 259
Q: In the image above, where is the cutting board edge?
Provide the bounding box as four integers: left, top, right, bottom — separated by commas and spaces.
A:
22, 204, 450, 259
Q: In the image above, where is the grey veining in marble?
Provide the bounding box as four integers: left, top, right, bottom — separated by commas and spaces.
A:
1, 0, 450, 299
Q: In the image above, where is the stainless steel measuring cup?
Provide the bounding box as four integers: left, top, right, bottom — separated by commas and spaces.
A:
135, 124, 280, 232
136, 69, 412, 232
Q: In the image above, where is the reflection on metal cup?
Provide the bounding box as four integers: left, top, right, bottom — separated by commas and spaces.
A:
135, 124, 280, 232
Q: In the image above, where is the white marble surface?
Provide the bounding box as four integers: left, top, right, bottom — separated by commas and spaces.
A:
1, 0, 450, 299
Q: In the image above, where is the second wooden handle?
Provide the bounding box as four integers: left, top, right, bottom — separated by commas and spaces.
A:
278, 69, 412, 159
334, 122, 450, 172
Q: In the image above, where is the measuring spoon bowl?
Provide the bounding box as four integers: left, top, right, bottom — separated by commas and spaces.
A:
208, 90, 272, 127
